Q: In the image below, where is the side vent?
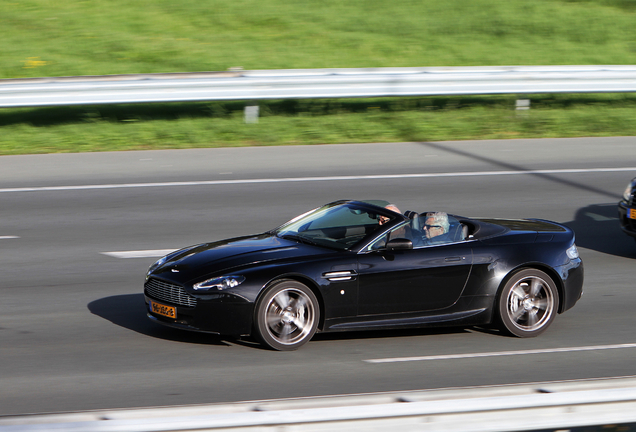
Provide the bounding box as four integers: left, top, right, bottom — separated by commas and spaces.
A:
322, 270, 357, 282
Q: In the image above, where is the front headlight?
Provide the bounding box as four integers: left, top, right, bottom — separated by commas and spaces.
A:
193, 275, 246, 291
623, 182, 634, 202
566, 244, 579, 260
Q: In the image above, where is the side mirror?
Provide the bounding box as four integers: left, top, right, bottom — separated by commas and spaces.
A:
386, 238, 413, 251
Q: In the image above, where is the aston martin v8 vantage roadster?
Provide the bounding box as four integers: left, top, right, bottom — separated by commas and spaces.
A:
144, 200, 584, 350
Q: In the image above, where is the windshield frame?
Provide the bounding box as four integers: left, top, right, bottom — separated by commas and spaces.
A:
272, 200, 406, 252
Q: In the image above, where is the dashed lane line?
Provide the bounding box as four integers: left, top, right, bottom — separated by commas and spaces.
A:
365, 343, 636, 364
101, 249, 175, 259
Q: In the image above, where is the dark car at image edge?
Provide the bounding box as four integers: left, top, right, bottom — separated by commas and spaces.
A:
618, 177, 636, 240
144, 200, 584, 350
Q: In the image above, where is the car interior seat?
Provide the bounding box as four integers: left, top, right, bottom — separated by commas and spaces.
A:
461, 224, 469, 240
403, 211, 419, 227
447, 222, 468, 242
401, 211, 426, 246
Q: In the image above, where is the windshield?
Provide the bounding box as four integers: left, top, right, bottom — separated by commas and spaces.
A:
274, 202, 393, 251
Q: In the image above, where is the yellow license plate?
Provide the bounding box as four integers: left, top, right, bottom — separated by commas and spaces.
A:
150, 301, 176, 319
629, 209, 636, 219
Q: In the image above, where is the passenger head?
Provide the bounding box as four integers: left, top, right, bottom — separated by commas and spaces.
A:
385, 204, 400, 214
424, 212, 449, 239
379, 204, 401, 225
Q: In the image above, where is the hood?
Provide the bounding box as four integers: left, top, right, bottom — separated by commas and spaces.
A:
152, 234, 329, 282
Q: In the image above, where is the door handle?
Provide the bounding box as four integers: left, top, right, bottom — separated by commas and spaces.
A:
445, 256, 462, 262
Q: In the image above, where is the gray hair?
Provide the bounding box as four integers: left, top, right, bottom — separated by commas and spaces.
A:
426, 212, 449, 233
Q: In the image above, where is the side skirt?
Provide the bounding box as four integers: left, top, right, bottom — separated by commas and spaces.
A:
324, 305, 491, 333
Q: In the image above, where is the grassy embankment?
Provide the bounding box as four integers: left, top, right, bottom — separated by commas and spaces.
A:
1, 0, 636, 155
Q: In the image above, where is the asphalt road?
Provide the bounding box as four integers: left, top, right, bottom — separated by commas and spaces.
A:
1, 137, 636, 416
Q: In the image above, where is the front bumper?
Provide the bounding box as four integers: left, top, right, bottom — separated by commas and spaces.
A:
618, 202, 636, 238
144, 290, 254, 336
556, 257, 584, 313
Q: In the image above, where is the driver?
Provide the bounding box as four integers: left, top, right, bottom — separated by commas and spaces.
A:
423, 212, 451, 244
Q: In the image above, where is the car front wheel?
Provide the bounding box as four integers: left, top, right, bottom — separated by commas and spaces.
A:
254, 280, 319, 351
497, 268, 558, 337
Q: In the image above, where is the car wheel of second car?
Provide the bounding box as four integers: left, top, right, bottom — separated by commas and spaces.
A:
254, 280, 319, 351
497, 268, 558, 338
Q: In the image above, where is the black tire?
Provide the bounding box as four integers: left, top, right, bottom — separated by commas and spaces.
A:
254, 280, 319, 351
497, 269, 558, 338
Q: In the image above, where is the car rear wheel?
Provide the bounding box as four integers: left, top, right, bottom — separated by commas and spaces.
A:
497, 269, 558, 337
254, 280, 319, 351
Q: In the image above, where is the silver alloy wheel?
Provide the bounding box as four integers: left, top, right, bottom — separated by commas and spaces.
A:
255, 280, 319, 350
498, 269, 558, 337
265, 287, 315, 345
506, 275, 554, 331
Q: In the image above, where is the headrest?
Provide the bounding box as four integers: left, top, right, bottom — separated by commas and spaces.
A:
403, 211, 420, 231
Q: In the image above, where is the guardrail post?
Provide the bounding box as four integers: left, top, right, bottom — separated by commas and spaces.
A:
516, 99, 531, 111
244, 105, 259, 123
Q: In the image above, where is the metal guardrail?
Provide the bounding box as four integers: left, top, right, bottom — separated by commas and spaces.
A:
2, 377, 636, 432
1, 65, 636, 108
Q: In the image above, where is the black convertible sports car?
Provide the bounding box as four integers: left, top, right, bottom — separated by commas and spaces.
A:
144, 200, 584, 350
618, 177, 636, 240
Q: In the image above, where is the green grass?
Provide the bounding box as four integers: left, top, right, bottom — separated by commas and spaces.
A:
1, 0, 636, 154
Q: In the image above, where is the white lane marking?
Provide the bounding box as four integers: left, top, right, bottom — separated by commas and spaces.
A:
1, 167, 636, 193
0, 236, 20, 239
365, 343, 636, 364
585, 211, 617, 221
101, 249, 175, 259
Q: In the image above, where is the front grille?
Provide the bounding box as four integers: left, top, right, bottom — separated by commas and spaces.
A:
145, 278, 197, 308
